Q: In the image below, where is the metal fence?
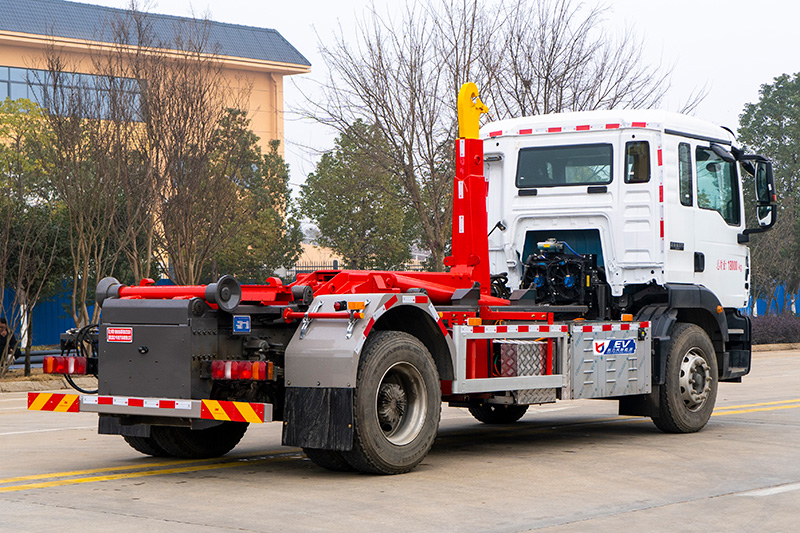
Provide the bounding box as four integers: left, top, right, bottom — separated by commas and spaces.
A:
285, 261, 427, 278
8, 349, 60, 371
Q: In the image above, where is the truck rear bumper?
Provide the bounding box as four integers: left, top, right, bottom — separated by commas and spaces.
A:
27, 392, 272, 423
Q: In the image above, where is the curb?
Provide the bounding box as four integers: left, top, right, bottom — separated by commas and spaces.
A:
752, 343, 800, 352
0, 377, 97, 394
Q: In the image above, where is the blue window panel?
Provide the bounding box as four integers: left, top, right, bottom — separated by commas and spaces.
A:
9, 82, 27, 100
28, 83, 44, 104
0, 67, 9, 81
0, 82, 8, 99
9, 67, 28, 82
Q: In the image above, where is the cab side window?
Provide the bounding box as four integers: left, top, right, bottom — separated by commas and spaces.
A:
695, 146, 740, 225
625, 141, 650, 183
678, 143, 692, 206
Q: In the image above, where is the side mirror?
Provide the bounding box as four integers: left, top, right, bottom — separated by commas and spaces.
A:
754, 160, 776, 228
743, 158, 777, 236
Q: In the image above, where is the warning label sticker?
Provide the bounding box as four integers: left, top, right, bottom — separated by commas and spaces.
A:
107, 327, 133, 343
593, 339, 636, 356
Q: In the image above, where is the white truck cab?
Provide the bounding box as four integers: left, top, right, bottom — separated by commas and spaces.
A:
482, 110, 775, 310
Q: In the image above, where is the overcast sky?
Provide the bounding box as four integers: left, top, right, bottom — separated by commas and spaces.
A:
80, 0, 799, 192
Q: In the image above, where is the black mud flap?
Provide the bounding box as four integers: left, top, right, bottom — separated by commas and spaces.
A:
282, 387, 354, 451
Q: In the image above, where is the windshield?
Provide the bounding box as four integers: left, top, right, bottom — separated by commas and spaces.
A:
516, 144, 613, 188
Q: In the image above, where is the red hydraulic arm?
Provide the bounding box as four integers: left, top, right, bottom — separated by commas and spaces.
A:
445, 82, 491, 295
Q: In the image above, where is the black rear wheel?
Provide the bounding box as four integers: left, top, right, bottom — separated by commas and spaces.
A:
343, 331, 441, 475
468, 404, 529, 424
303, 448, 355, 472
150, 422, 248, 459
123, 435, 171, 457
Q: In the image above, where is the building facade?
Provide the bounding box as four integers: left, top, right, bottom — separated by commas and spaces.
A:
0, 0, 310, 152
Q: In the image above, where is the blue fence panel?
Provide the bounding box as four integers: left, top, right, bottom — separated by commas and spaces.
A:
2, 288, 12, 321
29, 290, 84, 346
3, 285, 98, 347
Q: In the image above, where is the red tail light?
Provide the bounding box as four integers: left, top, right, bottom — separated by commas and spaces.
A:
43, 356, 88, 375
211, 360, 273, 381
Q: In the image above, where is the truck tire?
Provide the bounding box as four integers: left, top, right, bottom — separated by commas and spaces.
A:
468, 404, 529, 424
652, 323, 718, 433
150, 422, 248, 459
303, 448, 355, 472
123, 435, 171, 457
343, 331, 441, 475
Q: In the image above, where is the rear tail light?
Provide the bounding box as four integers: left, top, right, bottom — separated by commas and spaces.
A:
43, 356, 88, 375
211, 360, 273, 381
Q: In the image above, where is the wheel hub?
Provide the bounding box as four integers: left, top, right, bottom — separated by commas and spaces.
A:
374, 362, 427, 446
679, 350, 712, 411
378, 382, 407, 431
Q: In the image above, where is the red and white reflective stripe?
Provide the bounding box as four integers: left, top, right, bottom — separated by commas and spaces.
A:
658, 143, 665, 245
464, 324, 568, 334
577, 321, 650, 333
402, 295, 428, 305
488, 121, 659, 138
83, 395, 192, 410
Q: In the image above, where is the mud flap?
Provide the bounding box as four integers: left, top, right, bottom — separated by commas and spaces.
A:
282, 387, 354, 451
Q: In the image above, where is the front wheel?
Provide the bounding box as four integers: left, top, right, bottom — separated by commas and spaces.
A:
652, 323, 718, 433
343, 331, 441, 474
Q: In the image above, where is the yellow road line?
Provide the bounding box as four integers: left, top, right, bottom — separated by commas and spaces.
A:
6, 398, 800, 493
0, 454, 300, 494
713, 404, 800, 416
715, 398, 800, 411
0, 456, 228, 485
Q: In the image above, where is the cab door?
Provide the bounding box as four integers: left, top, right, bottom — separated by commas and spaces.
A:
693, 144, 748, 308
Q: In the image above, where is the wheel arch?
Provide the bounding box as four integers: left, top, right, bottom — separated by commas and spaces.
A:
372, 304, 454, 381
637, 284, 728, 383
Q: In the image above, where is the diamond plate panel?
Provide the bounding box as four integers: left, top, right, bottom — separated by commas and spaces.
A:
495, 340, 545, 377
500, 343, 517, 377
514, 388, 556, 405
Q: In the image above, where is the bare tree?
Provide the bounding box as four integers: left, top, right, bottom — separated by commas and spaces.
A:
484, 0, 670, 118
307, 0, 677, 268
36, 50, 130, 327
90, 9, 156, 282
117, 12, 254, 285
307, 3, 465, 267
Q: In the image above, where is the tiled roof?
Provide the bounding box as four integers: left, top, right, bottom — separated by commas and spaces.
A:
0, 0, 311, 67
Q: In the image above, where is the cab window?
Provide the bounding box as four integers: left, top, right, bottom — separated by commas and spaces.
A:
696, 146, 740, 225
625, 141, 650, 183
516, 144, 612, 188
678, 143, 692, 206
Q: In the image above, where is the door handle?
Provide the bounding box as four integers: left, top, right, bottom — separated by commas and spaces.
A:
694, 252, 705, 273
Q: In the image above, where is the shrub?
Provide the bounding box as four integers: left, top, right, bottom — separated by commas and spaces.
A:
751, 314, 800, 345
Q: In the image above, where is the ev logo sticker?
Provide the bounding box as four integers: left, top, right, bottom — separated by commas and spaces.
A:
593, 339, 637, 356
233, 315, 251, 334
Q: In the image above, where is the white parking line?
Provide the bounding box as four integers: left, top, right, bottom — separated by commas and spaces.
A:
738, 482, 800, 497
0, 426, 95, 437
